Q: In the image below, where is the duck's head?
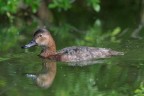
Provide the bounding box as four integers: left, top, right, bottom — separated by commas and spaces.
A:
22, 28, 55, 49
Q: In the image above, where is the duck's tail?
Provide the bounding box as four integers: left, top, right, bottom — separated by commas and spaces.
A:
110, 50, 124, 56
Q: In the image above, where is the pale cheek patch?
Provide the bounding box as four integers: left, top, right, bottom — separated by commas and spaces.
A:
36, 37, 48, 46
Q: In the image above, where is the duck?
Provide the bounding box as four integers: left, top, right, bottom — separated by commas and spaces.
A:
21, 28, 124, 62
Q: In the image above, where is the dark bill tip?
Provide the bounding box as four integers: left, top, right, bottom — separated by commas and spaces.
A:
21, 46, 27, 49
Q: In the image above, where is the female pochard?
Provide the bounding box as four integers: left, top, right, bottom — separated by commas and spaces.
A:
22, 28, 124, 62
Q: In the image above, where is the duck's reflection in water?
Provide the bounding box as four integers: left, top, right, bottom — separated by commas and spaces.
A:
66, 59, 106, 66
26, 59, 56, 88
26, 58, 107, 88
36, 59, 56, 88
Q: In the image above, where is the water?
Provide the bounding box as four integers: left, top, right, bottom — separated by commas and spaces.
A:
0, 3, 144, 96
0, 39, 144, 96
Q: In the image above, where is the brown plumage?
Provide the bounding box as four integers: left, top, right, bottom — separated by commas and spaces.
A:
22, 28, 124, 62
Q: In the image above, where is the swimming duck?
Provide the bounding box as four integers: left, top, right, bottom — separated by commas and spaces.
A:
22, 28, 124, 62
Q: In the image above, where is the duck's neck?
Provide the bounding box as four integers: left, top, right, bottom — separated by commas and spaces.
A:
40, 35, 56, 58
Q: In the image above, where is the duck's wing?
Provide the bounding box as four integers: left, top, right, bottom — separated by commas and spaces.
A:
57, 46, 123, 62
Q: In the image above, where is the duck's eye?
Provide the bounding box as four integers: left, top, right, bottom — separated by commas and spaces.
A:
39, 34, 42, 37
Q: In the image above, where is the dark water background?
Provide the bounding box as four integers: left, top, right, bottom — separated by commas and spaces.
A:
1, 1, 144, 96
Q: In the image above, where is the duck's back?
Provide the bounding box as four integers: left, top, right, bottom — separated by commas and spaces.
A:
57, 46, 124, 62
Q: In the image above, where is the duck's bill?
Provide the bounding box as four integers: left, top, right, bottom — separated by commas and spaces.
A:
21, 40, 36, 49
